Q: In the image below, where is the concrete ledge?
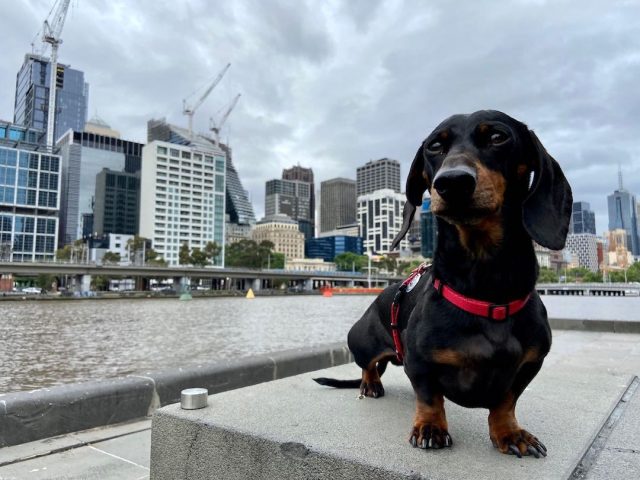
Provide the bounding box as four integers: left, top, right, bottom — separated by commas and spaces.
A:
549, 317, 640, 333
150, 363, 636, 480
0, 343, 352, 448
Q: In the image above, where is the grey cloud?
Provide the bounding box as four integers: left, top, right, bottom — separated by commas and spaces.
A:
2, 0, 640, 230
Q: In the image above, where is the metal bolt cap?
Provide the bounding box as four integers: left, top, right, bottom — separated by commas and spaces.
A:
181, 388, 208, 409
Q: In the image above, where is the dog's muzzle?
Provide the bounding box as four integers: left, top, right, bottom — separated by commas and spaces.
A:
433, 164, 477, 204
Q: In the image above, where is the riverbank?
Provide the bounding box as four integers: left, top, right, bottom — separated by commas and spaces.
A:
0, 289, 315, 301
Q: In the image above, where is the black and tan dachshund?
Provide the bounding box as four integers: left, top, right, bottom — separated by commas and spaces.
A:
315, 110, 572, 458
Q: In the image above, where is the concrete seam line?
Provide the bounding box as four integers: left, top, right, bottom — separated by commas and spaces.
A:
128, 375, 161, 415
567, 375, 640, 479
87, 444, 150, 471
268, 356, 278, 381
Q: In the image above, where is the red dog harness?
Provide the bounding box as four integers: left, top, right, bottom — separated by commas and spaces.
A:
390, 263, 531, 363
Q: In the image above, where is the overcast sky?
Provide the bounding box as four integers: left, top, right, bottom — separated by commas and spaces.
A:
2, 0, 639, 233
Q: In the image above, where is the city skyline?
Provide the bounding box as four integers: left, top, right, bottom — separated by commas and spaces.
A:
1, 1, 640, 233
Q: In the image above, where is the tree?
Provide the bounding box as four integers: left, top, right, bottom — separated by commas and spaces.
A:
334, 252, 368, 272
566, 267, 593, 283
190, 247, 209, 267
179, 242, 191, 265
270, 252, 285, 269
145, 248, 167, 267
375, 255, 397, 274
102, 251, 121, 265
537, 267, 558, 283
399, 259, 425, 275
92, 275, 109, 291
204, 241, 221, 265
225, 239, 282, 269
56, 245, 73, 261
126, 236, 150, 265
257, 240, 276, 268
225, 239, 258, 267
36, 274, 54, 291
582, 271, 602, 283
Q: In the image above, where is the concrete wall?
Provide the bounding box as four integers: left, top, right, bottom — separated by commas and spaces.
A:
0, 342, 353, 448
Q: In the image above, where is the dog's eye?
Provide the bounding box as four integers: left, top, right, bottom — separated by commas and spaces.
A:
490, 131, 508, 145
427, 141, 444, 154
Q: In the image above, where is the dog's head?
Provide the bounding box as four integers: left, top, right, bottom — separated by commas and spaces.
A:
391, 110, 573, 251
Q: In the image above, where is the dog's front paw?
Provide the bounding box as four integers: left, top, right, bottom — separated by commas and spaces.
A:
409, 423, 452, 449
490, 429, 547, 458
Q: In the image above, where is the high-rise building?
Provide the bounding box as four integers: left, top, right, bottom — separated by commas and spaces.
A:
420, 198, 437, 259
356, 158, 401, 197
319, 178, 356, 233
604, 228, 634, 269
571, 201, 596, 234
149, 120, 255, 244
251, 214, 304, 261
0, 121, 60, 261
356, 188, 409, 254
93, 169, 139, 236
218, 143, 255, 227
282, 165, 315, 239
14, 54, 88, 144
565, 233, 599, 272
283, 165, 314, 223
305, 235, 363, 262
141, 120, 226, 266
55, 122, 143, 245
265, 178, 313, 240
607, 174, 640, 255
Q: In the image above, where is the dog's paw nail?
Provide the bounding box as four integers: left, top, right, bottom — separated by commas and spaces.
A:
508, 445, 522, 458
421, 438, 428, 449
445, 434, 452, 447
527, 445, 540, 458
410, 436, 418, 447
428, 438, 434, 448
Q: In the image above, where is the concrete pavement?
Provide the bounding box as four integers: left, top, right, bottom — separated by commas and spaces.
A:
1, 329, 639, 479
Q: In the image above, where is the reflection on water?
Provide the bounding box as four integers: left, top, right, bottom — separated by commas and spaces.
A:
1, 294, 638, 393
0, 296, 374, 393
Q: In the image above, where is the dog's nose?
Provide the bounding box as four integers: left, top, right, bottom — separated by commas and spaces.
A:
433, 166, 477, 203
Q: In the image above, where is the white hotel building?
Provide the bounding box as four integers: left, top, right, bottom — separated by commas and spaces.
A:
357, 188, 410, 254
139, 139, 226, 266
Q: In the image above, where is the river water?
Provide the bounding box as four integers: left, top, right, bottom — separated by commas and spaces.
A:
1, 295, 638, 393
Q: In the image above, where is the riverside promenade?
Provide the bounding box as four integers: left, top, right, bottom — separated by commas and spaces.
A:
1, 319, 639, 479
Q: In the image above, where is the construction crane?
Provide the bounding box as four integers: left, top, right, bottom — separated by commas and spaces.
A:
210, 93, 241, 145
41, 0, 72, 148
183, 63, 231, 137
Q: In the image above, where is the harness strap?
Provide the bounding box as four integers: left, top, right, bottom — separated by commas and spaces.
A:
390, 262, 429, 363
390, 263, 532, 363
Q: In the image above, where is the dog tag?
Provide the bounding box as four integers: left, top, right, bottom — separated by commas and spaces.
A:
405, 273, 422, 293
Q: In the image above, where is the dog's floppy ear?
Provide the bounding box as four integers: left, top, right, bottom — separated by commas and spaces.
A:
391, 144, 430, 250
522, 131, 573, 250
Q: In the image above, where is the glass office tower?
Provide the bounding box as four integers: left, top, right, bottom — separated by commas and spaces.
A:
14, 54, 89, 144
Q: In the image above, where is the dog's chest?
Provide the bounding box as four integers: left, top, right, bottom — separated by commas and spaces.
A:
430, 332, 523, 408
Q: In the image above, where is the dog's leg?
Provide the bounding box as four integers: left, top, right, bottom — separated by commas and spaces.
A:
488, 361, 547, 458
359, 354, 394, 398
409, 393, 452, 449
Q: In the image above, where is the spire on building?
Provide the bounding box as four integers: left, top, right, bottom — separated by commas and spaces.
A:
618, 164, 624, 191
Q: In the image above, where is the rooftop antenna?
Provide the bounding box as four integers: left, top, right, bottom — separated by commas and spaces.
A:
618, 164, 624, 191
